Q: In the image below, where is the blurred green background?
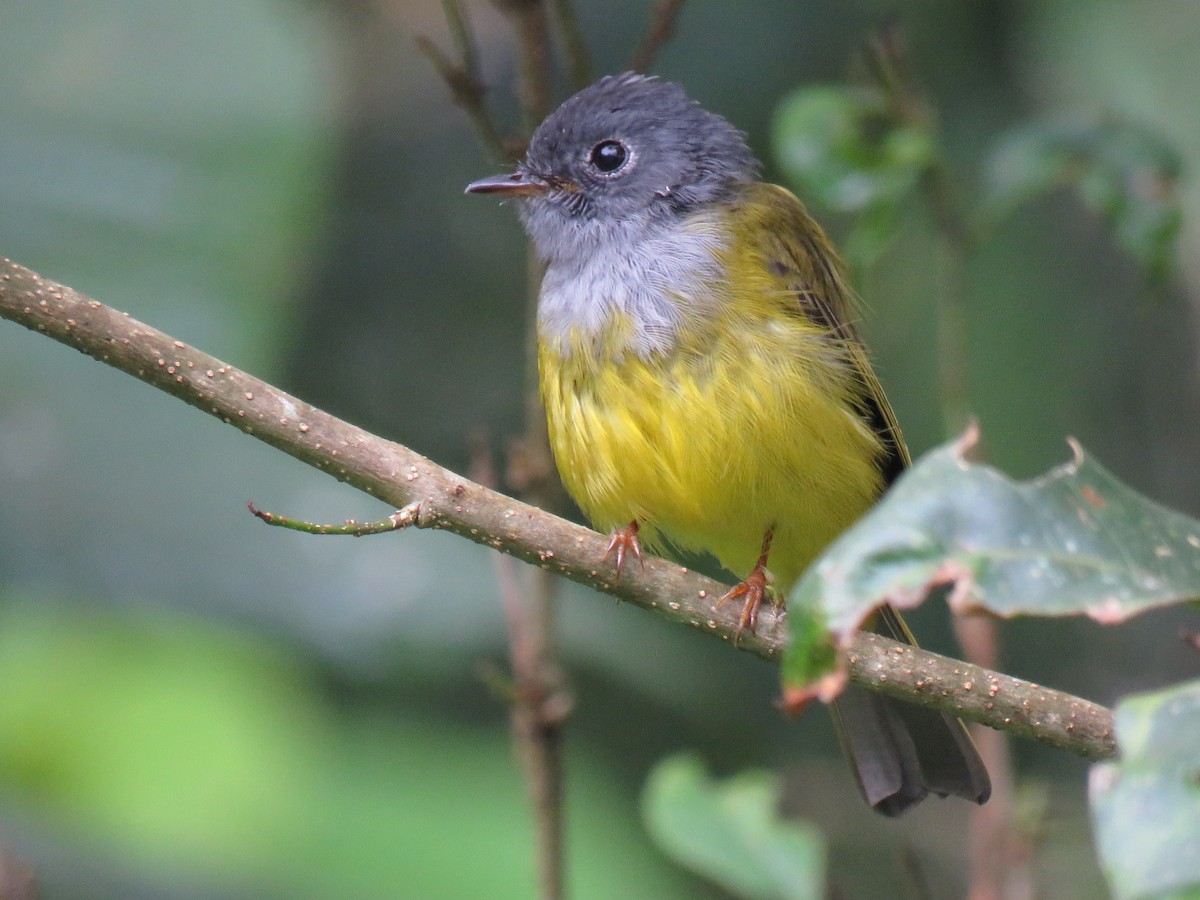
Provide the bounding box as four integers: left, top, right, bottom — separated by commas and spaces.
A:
1, 1, 1198, 897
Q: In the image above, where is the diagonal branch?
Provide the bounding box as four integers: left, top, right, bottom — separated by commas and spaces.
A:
0, 257, 1116, 761
629, 0, 687, 73
547, 0, 593, 89
414, 25, 510, 161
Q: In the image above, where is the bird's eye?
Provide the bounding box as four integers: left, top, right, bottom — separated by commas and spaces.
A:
588, 140, 628, 174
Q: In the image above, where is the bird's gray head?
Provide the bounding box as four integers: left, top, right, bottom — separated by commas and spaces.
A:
467, 74, 758, 264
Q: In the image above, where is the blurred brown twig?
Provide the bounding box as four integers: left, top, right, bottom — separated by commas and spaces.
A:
414, 1, 510, 160
629, 0, 686, 73
425, 4, 561, 894
863, 27, 1025, 900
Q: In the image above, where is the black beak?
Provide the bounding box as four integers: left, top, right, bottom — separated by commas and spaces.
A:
465, 171, 553, 197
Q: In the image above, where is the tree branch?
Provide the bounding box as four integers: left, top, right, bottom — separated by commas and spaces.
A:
629, 0, 687, 74
864, 28, 1022, 894
547, 0, 593, 89
415, 9, 510, 163
0, 257, 1117, 761
469, 432, 569, 900
492, 0, 554, 129
461, 7, 560, 894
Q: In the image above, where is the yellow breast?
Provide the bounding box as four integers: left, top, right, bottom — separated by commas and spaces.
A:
536, 182, 896, 590
539, 310, 886, 591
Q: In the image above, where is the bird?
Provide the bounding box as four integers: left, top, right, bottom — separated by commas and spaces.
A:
467, 72, 989, 815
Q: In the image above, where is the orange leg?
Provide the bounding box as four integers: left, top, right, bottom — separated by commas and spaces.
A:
603, 520, 643, 578
718, 528, 775, 639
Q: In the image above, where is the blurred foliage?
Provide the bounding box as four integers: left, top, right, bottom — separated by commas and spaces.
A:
1089, 679, 1200, 899
0, 602, 322, 885
0, 598, 687, 898
981, 120, 1183, 286
0, 0, 1199, 898
772, 84, 935, 268
773, 80, 1184, 284
643, 755, 824, 900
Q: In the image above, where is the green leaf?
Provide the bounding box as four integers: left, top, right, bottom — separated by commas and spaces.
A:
778, 598, 843, 712
981, 120, 1183, 284
1090, 679, 1200, 899
642, 754, 824, 900
771, 85, 934, 268
786, 427, 1200, 669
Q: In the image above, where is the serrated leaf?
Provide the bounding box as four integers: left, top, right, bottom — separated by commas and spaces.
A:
982, 121, 1183, 284
784, 426, 1200, 688
1090, 679, 1200, 899
642, 754, 824, 900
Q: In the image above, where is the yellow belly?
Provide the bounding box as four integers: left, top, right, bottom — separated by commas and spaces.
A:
539, 318, 887, 591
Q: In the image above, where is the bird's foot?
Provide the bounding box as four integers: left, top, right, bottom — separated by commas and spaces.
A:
603, 521, 643, 578
719, 563, 778, 641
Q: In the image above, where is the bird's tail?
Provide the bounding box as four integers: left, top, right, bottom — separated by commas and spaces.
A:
831, 604, 992, 816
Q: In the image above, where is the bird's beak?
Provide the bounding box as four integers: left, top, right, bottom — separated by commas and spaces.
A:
465, 170, 553, 197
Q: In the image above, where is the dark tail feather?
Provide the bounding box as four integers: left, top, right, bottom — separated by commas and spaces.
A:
833, 686, 991, 817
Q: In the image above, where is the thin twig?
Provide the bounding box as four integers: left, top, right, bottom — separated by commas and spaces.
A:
415, 36, 509, 161
628, 0, 686, 73
0, 257, 1119, 762
548, 0, 593, 88
515, 567, 565, 900
865, 26, 972, 435
493, 0, 555, 129
247, 500, 419, 535
449, 7, 560, 893
476, 8, 566, 895
415, 15, 510, 161
865, 26, 1019, 899
470, 432, 570, 900
957, 615, 1032, 899
441, 0, 479, 77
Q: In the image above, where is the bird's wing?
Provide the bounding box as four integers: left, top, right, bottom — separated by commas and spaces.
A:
737, 190, 989, 812
728, 182, 917, 643
736, 182, 911, 479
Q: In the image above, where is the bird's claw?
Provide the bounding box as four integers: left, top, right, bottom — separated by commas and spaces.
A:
718, 565, 776, 643
604, 522, 643, 578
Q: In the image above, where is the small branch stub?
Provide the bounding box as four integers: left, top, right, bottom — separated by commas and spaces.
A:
247, 500, 421, 537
